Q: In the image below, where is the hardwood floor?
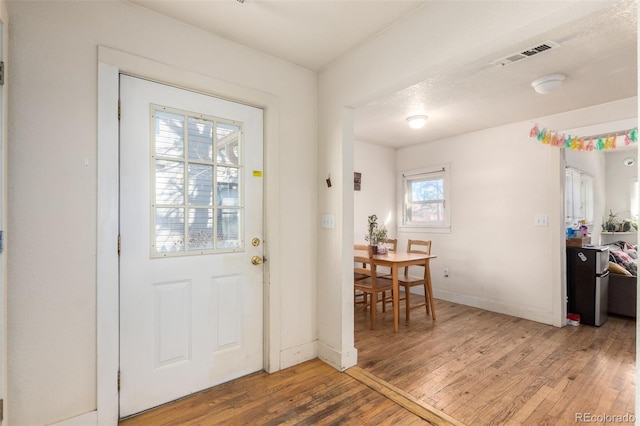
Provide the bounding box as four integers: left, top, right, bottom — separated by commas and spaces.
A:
119, 358, 428, 425
355, 296, 636, 425
121, 297, 635, 425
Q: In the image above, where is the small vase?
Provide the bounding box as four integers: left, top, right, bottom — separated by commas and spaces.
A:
371, 245, 378, 254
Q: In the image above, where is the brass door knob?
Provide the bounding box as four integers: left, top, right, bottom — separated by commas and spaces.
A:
251, 255, 263, 265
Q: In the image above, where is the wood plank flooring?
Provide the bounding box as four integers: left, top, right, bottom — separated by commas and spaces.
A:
121, 297, 635, 425
119, 357, 429, 425
354, 296, 636, 425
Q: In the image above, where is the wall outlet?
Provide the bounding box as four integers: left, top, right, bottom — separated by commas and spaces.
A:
443, 268, 449, 277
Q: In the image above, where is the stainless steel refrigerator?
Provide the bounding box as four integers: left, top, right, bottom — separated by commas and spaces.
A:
566, 246, 610, 326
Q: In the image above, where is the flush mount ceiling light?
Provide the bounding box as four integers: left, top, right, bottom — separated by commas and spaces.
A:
531, 73, 566, 94
623, 157, 635, 166
406, 115, 428, 129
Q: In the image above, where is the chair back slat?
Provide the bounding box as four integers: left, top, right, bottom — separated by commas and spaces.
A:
404, 239, 431, 275
407, 239, 431, 255
354, 244, 374, 276
384, 238, 398, 252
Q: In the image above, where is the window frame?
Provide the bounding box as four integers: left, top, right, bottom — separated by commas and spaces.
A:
398, 164, 451, 233
630, 179, 639, 221
564, 167, 594, 227
150, 104, 245, 258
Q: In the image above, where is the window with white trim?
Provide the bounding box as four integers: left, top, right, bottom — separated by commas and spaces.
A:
630, 180, 638, 220
400, 165, 450, 231
151, 105, 243, 257
564, 167, 594, 227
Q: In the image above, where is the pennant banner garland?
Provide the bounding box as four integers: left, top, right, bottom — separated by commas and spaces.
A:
529, 124, 638, 151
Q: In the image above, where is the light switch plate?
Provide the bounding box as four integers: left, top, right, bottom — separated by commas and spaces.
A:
321, 214, 335, 228
535, 214, 548, 227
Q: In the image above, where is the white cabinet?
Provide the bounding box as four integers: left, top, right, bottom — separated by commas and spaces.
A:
565, 167, 594, 227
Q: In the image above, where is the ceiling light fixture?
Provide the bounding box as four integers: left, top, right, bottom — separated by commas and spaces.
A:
406, 115, 428, 129
531, 73, 566, 94
623, 157, 635, 166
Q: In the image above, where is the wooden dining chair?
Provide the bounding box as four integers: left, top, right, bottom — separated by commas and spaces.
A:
397, 239, 432, 321
378, 238, 397, 299
354, 243, 396, 279
354, 244, 373, 282
354, 244, 371, 309
354, 244, 392, 309
354, 245, 394, 329
384, 238, 397, 252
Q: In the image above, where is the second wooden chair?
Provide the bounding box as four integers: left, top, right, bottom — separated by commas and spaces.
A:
396, 239, 432, 321
354, 245, 394, 329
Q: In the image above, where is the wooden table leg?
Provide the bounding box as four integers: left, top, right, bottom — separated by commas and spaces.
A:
392, 266, 399, 332
425, 260, 436, 320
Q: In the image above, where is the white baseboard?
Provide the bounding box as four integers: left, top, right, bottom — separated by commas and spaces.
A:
279, 341, 317, 370
50, 411, 97, 426
317, 341, 357, 372
433, 289, 555, 326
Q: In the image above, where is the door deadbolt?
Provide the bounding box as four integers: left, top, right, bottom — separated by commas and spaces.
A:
251, 238, 261, 247
251, 255, 263, 265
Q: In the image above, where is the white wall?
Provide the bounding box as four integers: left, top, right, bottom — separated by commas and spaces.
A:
396, 121, 563, 324
353, 140, 396, 245
7, 1, 317, 424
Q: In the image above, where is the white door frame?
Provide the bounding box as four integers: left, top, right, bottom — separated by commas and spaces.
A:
97, 46, 282, 424
0, 18, 5, 425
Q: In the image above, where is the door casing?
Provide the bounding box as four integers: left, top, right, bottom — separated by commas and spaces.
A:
97, 46, 282, 424
118, 75, 265, 417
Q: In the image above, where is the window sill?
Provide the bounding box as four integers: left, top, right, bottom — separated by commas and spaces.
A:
601, 231, 635, 235
398, 225, 451, 234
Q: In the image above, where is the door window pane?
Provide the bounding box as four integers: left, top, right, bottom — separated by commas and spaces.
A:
188, 164, 213, 206
188, 117, 213, 161
217, 166, 239, 206
216, 122, 240, 165
155, 111, 184, 158
188, 208, 214, 250
155, 207, 185, 253
156, 160, 184, 205
151, 105, 244, 257
217, 209, 241, 249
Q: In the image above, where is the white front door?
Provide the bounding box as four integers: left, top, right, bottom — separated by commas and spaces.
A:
119, 75, 264, 417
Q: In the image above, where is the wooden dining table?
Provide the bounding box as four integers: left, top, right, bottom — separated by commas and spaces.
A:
354, 249, 437, 332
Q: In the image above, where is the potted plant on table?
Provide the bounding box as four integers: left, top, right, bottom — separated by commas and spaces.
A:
365, 214, 388, 254
373, 225, 389, 254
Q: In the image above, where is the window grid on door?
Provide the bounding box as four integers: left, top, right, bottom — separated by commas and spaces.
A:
150, 104, 243, 257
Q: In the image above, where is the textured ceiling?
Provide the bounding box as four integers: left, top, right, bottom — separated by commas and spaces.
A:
130, 0, 638, 148
353, 1, 638, 147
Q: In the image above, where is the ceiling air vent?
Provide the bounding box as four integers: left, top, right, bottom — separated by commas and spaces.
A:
490, 41, 560, 66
